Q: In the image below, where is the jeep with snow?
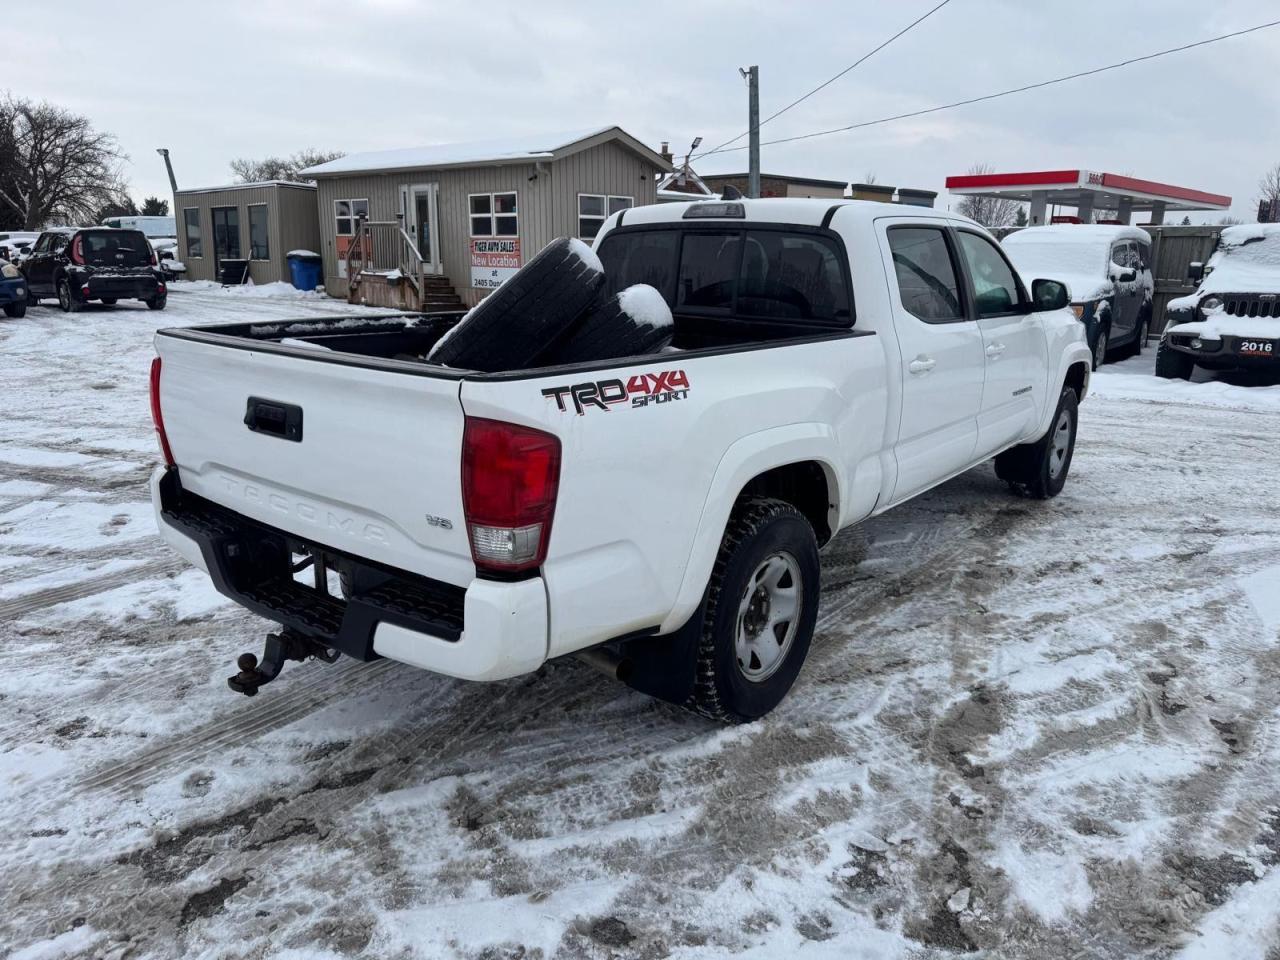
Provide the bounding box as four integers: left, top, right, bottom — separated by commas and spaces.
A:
149, 199, 1091, 722
1157, 223, 1280, 380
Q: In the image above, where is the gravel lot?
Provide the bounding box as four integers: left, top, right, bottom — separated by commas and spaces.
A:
2, 286, 1279, 960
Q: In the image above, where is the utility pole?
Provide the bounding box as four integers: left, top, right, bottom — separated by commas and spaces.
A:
740, 65, 760, 198
156, 148, 178, 194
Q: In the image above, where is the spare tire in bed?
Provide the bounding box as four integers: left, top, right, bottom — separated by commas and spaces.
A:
543, 283, 674, 366
428, 237, 604, 372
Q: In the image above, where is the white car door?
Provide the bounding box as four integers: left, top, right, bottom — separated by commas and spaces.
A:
954, 229, 1050, 456
879, 220, 986, 502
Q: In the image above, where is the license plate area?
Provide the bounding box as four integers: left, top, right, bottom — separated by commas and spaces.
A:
1236, 338, 1276, 358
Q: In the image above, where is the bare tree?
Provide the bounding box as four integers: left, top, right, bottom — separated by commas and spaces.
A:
955, 162, 1022, 228
0, 94, 126, 229
1259, 162, 1280, 221
230, 148, 345, 184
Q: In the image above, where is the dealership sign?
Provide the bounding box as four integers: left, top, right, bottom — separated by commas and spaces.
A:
470, 239, 521, 290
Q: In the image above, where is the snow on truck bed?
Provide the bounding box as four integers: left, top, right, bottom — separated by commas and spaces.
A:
2, 288, 1280, 959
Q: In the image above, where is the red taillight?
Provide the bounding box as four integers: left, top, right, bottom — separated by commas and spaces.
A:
149, 249, 158, 266
70, 235, 84, 265
149, 357, 175, 468
461, 417, 560, 573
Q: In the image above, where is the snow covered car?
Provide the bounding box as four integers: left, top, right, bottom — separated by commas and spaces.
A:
149, 238, 187, 282
1003, 225, 1154, 369
22, 228, 167, 311
1, 257, 28, 317
148, 201, 1092, 721
0, 232, 39, 263
1156, 223, 1280, 380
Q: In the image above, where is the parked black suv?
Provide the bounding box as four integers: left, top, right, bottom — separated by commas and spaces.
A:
23, 228, 167, 312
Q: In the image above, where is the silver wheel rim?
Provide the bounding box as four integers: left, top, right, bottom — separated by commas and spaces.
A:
735, 552, 802, 683
58, 283, 69, 310
1094, 329, 1107, 367
1048, 409, 1072, 479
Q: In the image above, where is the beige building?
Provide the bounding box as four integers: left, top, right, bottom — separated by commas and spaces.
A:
173, 181, 321, 284
301, 127, 671, 308
700, 172, 849, 200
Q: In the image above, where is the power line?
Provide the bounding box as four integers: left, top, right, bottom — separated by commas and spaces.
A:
694, 18, 1280, 160
694, 0, 954, 160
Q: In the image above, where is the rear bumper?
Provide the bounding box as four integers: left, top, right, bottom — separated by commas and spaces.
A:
77, 271, 164, 301
150, 467, 548, 681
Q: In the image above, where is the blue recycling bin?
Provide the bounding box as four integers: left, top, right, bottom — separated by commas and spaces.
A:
287, 252, 323, 291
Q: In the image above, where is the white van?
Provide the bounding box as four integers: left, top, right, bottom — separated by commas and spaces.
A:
100, 215, 177, 239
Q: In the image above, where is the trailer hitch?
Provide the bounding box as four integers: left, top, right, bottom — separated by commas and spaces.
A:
228, 629, 340, 696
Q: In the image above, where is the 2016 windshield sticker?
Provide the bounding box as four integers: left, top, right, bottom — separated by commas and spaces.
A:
542, 369, 691, 415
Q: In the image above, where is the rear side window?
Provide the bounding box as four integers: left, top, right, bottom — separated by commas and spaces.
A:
956, 231, 1022, 316
887, 227, 963, 322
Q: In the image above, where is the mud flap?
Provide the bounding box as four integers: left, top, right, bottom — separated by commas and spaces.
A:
615, 598, 708, 708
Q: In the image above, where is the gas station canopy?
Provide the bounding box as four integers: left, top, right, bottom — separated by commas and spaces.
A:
944, 169, 1232, 225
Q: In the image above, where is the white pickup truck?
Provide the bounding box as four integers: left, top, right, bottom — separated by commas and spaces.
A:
149, 199, 1091, 722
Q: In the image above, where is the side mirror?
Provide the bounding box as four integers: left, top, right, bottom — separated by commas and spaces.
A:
1031, 278, 1070, 312
1187, 261, 1204, 283
1110, 265, 1137, 284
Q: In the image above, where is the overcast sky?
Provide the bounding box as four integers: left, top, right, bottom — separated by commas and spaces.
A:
13, 0, 1280, 222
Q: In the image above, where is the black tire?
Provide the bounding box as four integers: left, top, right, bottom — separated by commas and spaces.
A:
100, 298, 117, 306
688, 498, 820, 723
993, 386, 1078, 500
1154, 339, 1194, 380
1128, 307, 1151, 357
146, 293, 167, 311
543, 284, 673, 366
428, 237, 604, 372
3, 301, 25, 318
57, 278, 80, 313
1090, 320, 1110, 371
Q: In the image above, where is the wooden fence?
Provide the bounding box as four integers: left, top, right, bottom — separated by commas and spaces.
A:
1140, 225, 1223, 333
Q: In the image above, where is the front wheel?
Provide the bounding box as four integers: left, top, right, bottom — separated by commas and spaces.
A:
100, 298, 117, 306
1154, 339, 1194, 380
688, 498, 820, 723
3, 301, 26, 318
1091, 323, 1109, 371
993, 386, 1079, 499
1129, 311, 1151, 357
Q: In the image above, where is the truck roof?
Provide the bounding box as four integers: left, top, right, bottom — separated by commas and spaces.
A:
618, 197, 971, 230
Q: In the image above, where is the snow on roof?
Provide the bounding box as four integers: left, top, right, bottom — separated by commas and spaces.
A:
1003, 224, 1151, 248
301, 127, 663, 177
175, 180, 317, 195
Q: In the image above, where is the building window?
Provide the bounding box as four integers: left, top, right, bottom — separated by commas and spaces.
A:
248, 204, 270, 261
578, 194, 633, 239
469, 192, 517, 237
183, 208, 202, 259
334, 198, 369, 236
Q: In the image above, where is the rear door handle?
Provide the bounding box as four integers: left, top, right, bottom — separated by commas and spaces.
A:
985, 342, 1007, 358
908, 356, 936, 375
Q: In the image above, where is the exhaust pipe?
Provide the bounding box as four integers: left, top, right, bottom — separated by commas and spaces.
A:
576, 647, 633, 683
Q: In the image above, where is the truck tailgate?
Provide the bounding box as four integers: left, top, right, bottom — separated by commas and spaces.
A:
155, 336, 476, 587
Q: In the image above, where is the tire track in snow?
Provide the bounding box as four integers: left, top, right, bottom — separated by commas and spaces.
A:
0, 556, 188, 620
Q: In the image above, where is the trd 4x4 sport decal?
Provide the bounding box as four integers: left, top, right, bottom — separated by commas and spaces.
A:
542, 370, 690, 415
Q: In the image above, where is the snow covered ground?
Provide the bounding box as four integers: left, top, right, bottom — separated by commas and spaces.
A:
2, 295, 1278, 959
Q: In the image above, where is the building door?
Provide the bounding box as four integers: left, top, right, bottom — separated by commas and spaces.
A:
400, 184, 442, 275
211, 206, 241, 271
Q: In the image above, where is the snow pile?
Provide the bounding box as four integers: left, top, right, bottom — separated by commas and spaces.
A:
567, 236, 604, 274
170, 280, 330, 300
1090, 351, 1280, 412
278, 337, 332, 351
1003, 224, 1149, 304
617, 283, 672, 328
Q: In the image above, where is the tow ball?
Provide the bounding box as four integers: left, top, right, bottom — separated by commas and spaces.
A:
228, 629, 340, 696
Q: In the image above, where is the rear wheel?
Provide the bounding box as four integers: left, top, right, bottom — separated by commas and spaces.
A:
994, 386, 1078, 499
687, 498, 820, 723
1155, 339, 1194, 380
1091, 322, 1109, 370
57, 278, 79, 313
3, 302, 25, 318
100, 298, 117, 306
145, 293, 167, 311
1129, 309, 1151, 357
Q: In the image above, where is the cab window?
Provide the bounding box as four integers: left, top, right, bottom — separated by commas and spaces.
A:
956, 231, 1022, 316
887, 226, 964, 322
